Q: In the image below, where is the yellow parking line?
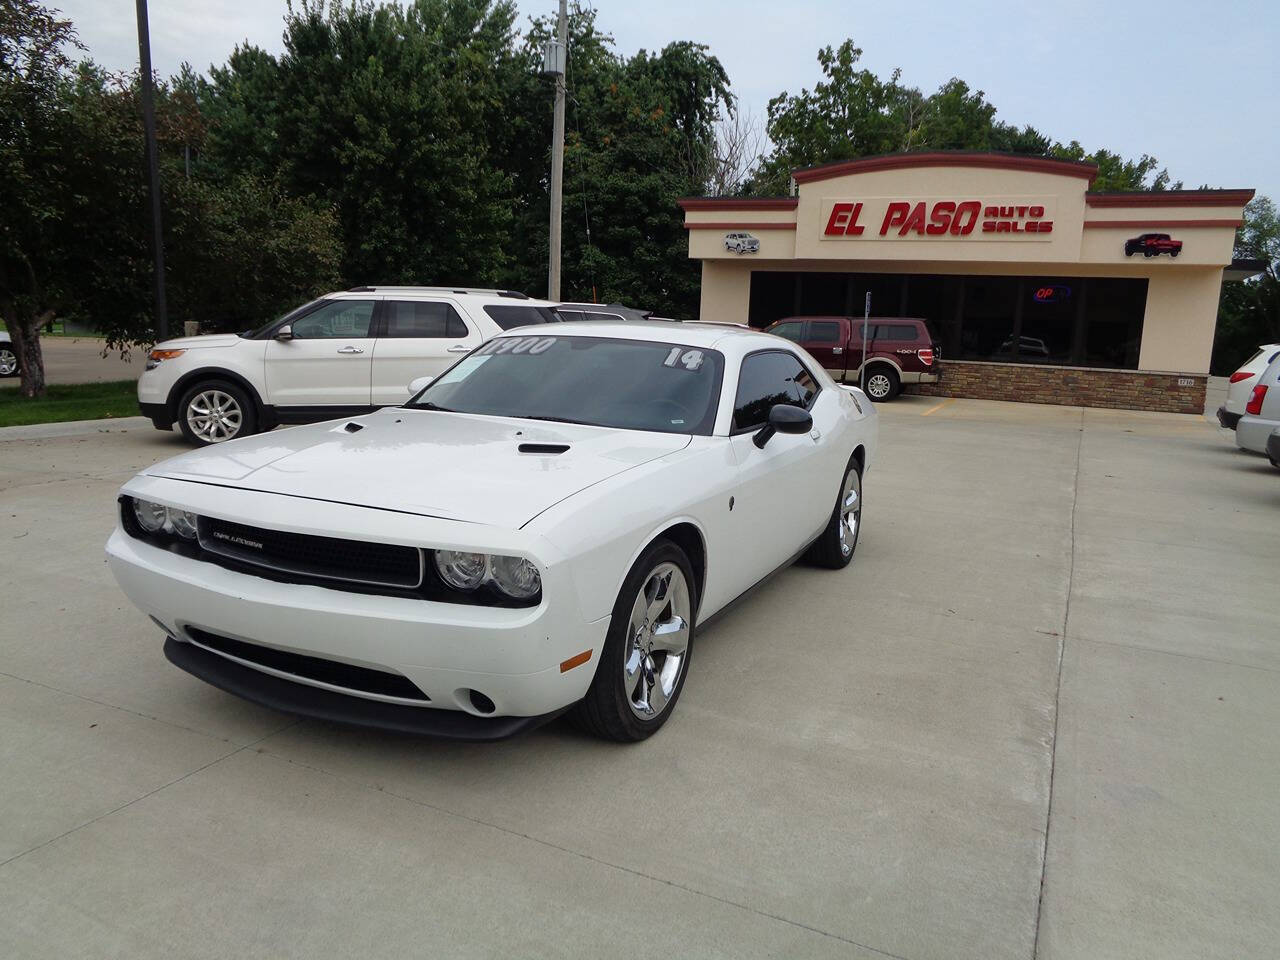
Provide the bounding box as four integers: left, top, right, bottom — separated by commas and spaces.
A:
921, 398, 956, 417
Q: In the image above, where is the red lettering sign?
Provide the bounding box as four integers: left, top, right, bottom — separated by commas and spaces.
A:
832, 199, 1050, 238
824, 201, 865, 235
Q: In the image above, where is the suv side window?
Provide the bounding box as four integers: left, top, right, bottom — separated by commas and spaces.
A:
808, 321, 841, 343
483, 304, 561, 329
770, 321, 804, 342
383, 300, 468, 338
733, 350, 819, 432
289, 300, 375, 339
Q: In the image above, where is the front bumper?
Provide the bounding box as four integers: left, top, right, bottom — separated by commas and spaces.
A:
164, 637, 567, 739
1217, 405, 1241, 430
107, 529, 607, 727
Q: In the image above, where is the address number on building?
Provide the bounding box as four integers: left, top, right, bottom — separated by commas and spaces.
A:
1177, 378, 1194, 386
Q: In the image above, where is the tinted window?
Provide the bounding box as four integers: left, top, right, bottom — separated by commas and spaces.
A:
556, 309, 587, 322
483, 304, 561, 330
875, 324, 918, 341
770, 322, 804, 342
808, 321, 841, 343
384, 301, 467, 338
733, 351, 818, 432
289, 300, 374, 339
411, 336, 724, 435
583, 311, 625, 322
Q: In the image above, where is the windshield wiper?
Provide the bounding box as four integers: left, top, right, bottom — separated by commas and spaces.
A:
522, 414, 587, 425
412, 401, 458, 412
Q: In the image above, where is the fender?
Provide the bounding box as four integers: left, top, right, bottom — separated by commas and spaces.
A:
164, 367, 269, 426
845, 354, 903, 383
611, 516, 710, 620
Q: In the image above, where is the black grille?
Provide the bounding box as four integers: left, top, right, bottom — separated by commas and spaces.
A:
186, 628, 428, 701
197, 517, 422, 589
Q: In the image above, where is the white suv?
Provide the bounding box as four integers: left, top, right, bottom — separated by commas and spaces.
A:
139, 287, 561, 445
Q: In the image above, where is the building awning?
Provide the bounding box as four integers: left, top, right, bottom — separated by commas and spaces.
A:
1224, 258, 1267, 281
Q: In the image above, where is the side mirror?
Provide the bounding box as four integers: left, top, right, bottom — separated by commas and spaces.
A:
407, 375, 433, 396
753, 404, 812, 449
274, 325, 294, 341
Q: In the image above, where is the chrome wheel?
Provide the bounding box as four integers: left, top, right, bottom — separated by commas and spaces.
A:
186, 389, 243, 443
0, 348, 16, 376
865, 373, 892, 400
623, 562, 691, 720
838, 468, 862, 558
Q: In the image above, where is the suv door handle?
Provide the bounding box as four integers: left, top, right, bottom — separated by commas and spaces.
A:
446, 345, 469, 353
336, 346, 364, 354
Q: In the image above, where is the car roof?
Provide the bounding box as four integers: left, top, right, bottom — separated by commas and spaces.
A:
324, 287, 557, 307
496, 318, 784, 354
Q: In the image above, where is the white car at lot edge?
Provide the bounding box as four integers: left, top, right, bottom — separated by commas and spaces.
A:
1235, 353, 1280, 456
106, 321, 878, 741
1218, 342, 1280, 429
0, 328, 17, 378
137, 286, 561, 446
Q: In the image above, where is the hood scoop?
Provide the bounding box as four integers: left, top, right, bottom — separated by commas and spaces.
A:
338, 422, 364, 434
518, 442, 570, 455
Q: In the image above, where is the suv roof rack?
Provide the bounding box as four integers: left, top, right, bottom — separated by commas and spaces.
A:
343, 285, 532, 298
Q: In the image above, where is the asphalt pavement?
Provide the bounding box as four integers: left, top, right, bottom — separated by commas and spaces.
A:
0, 336, 143, 387
1, 396, 1276, 959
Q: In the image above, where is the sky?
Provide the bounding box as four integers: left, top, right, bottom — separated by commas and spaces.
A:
61, 0, 1279, 200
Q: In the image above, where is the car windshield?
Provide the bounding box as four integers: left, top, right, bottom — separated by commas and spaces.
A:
407, 335, 725, 435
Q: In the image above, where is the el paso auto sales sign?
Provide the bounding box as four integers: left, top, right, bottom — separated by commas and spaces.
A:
821, 197, 1056, 241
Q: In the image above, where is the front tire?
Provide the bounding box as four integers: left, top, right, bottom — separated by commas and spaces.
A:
805, 456, 863, 568
863, 365, 900, 402
570, 540, 697, 742
0, 345, 18, 378
176, 380, 258, 446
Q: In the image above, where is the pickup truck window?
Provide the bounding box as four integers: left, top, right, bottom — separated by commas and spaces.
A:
808, 321, 841, 343
873, 324, 918, 341
771, 322, 804, 342
733, 350, 819, 432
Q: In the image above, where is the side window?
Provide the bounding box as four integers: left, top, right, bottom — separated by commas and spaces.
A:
383, 301, 468, 339
289, 300, 375, 339
808, 321, 841, 343
733, 351, 819, 432
483, 304, 561, 329
770, 322, 804, 342
583, 311, 625, 323
556, 309, 587, 322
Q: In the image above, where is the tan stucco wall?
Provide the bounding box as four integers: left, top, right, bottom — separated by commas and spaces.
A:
1138, 268, 1225, 373
697, 260, 752, 325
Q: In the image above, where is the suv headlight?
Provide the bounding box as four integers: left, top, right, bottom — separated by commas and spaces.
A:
432, 550, 542, 601
145, 348, 185, 370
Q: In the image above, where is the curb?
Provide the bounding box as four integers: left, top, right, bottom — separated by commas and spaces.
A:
0, 416, 153, 442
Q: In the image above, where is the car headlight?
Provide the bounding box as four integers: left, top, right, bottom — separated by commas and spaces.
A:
132, 498, 168, 532
488, 554, 541, 600
434, 550, 487, 591
432, 550, 542, 601
128, 498, 198, 540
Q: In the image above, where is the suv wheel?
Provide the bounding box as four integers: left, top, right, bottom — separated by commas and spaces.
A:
863, 365, 900, 402
177, 381, 258, 446
0, 345, 18, 378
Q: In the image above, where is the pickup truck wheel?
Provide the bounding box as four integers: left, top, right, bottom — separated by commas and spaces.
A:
570, 539, 696, 742
805, 456, 863, 569
863, 366, 899, 401
177, 380, 258, 446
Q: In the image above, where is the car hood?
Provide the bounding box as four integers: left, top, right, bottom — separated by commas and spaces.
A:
155, 333, 245, 350
144, 408, 691, 528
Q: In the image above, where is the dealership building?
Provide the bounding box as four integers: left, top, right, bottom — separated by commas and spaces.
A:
679, 152, 1256, 412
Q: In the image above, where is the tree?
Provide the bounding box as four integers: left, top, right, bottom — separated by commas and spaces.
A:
0, 0, 82, 396
1212, 196, 1279, 374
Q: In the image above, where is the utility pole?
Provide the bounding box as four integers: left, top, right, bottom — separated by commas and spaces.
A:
546, 0, 567, 301
135, 0, 168, 340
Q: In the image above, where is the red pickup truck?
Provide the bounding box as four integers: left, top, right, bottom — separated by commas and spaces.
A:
766, 316, 940, 401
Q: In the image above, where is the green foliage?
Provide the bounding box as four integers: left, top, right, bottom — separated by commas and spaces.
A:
755, 39, 1176, 195
1211, 197, 1280, 374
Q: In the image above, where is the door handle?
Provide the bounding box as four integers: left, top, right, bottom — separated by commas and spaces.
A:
336, 346, 364, 355
446, 345, 469, 353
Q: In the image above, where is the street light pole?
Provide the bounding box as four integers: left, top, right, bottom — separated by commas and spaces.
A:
547, 0, 567, 301
135, 0, 168, 341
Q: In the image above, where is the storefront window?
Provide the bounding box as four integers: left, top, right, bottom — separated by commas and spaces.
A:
1017, 279, 1077, 365
958, 278, 1018, 362
1084, 279, 1147, 369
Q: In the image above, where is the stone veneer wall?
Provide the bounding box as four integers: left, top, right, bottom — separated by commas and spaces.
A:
904, 361, 1206, 414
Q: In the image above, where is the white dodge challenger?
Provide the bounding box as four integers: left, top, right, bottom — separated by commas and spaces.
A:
107, 321, 878, 741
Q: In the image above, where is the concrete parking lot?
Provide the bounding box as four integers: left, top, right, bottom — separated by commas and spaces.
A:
2, 397, 1277, 959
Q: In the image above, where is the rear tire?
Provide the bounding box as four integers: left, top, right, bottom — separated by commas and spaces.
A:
570, 539, 697, 742
863, 365, 900, 402
805, 455, 863, 569
176, 380, 258, 446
